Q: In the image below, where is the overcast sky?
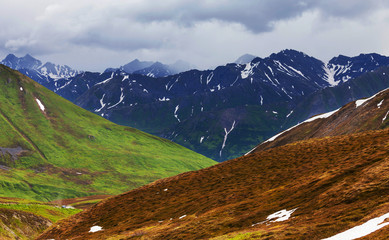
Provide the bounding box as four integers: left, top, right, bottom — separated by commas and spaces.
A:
1, 0, 389, 71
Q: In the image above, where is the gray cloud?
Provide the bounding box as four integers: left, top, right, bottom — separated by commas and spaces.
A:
1, 0, 389, 71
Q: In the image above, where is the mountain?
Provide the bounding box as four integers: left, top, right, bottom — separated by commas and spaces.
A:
0, 64, 215, 202
0, 54, 80, 86
4, 50, 389, 162
284, 66, 389, 128
234, 53, 257, 64
38, 90, 389, 239
133, 61, 174, 77
250, 87, 389, 153
105, 59, 194, 77
119, 59, 154, 73
70, 50, 389, 161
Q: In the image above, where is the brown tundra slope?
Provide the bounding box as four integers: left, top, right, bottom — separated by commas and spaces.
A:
39, 91, 389, 240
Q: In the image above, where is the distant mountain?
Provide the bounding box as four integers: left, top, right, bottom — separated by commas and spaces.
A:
234, 53, 257, 64
0, 54, 81, 94
71, 50, 389, 161
119, 59, 154, 73
106, 59, 194, 77
0, 64, 215, 201
38, 91, 389, 239
5, 50, 389, 162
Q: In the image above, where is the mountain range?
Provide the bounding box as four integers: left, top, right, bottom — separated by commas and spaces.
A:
38, 88, 389, 239
3, 50, 389, 162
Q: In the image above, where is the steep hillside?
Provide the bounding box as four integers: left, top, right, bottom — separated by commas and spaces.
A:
38, 127, 389, 239
252, 87, 389, 153
0, 197, 80, 240
0, 64, 215, 201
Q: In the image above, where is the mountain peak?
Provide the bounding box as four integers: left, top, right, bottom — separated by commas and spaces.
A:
234, 54, 257, 64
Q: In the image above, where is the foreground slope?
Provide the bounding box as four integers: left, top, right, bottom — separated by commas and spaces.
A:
38, 92, 389, 239
0, 64, 215, 201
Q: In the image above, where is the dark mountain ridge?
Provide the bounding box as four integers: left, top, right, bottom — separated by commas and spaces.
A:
3, 50, 389, 161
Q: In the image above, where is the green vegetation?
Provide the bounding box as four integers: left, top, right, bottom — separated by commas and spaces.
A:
0, 65, 216, 201
0, 197, 80, 240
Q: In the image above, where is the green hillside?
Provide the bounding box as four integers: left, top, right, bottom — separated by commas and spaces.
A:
0, 65, 216, 201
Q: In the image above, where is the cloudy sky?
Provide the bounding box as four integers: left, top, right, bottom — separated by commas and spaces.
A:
1, 0, 389, 71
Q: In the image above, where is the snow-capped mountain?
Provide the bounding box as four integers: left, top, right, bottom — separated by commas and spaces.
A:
66, 50, 389, 161
323, 53, 389, 86
0, 54, 80, 88
4, 50, 389, 161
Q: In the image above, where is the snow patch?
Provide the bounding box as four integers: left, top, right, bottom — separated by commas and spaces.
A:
20, 87, 23, 91
107, 88, 124, 109
322, 212, 389, 240
206, 72, 214, 84
179, 215, 187, 219
377, 100, 384, 108
95, 94, 106, 112
323, 64, 339, 86
219, 121, 236, 157
383, 110, 389, 123
262, 108, 340, 144
35, 98, 45, 112
174, 105, 180, 122
158, 97, 170, 101
89, 226, 103, 233
200, 136, 205, 143
96, 72, 114, 85
267, 208, 297, 222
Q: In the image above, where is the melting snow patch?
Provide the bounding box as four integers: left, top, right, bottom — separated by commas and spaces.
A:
355, 88, 389, 108
262, 108, 340, 144
95, 94, 106, 112
35, 98, 45, 111
179, 215, 187, 219
89, 226, 103, 233
174, 105, 180, 122
322, 212, 389, 240
219, 121, 236, 157
267, 208, 297, 222
164, 188, 168, 192
383, 111, 389, 123
377, 100, 384, 108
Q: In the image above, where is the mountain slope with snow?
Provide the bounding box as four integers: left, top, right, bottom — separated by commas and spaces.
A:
4, 50, 389, 161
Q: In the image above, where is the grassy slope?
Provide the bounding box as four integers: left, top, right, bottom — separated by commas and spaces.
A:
38, 128, 389, 240
0, 197, 80, 240
0, 65, 216, 201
